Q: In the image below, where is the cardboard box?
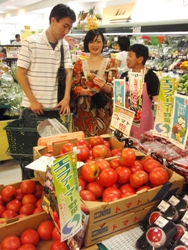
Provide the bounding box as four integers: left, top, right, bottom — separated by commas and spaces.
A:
84, 206, 152, 247
0, 212, 50, 245
82, 167, 184, 229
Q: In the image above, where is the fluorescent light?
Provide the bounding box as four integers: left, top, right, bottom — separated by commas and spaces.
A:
6, 6, 17, 9
0, 11, 4, 13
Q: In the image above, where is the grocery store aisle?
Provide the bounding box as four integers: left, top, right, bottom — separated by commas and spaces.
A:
0, 159, 22, 185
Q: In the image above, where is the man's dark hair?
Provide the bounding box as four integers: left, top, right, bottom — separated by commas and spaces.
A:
127, 43, 149, 65
118, 36, 130, 51
49, 4, 76, 24
15, 34, 20, 39
84, 29, 105, 53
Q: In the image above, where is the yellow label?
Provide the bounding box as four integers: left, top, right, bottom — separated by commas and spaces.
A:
88, 17, 97, 31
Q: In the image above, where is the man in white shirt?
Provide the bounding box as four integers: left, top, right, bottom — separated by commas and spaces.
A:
12, 34, 21, 45
16, 4, 76, 115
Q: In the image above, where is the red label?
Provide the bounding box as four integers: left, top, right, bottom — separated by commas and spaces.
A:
126, 202, 132, 208
134, 216, 139, 223
137, 199, 142, 205
113, 224, 118, 231
123, 220, 129, 226
116, 207, 121, 213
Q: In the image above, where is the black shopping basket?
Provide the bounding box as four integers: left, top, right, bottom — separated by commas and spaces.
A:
4, 110, 71, 179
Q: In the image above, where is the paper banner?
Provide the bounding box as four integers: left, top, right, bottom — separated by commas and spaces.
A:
113, 78, 125, 107
110, 104, 135, 137
169, 92, 188, 150
153, 77, 177, 138
51, 152, 82, 241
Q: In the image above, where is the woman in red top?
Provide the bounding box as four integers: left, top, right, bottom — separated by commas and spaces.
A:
71, 29, 117, 137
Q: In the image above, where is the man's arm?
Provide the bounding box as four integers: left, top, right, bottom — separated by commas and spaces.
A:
56, 67, 73, 114
16, 66, 43, 114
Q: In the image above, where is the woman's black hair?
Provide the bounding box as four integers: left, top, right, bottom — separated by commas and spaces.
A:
84, 29, 105, 53
118, 36, 130, 51
127, 43, 149, 65
49, 4, 76, 24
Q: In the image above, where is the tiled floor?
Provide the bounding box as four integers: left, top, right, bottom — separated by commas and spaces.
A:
0, 159, 22, 185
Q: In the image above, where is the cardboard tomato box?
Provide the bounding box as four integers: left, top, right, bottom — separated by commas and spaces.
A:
0, 211, 51, 250
84, 205, 152, 247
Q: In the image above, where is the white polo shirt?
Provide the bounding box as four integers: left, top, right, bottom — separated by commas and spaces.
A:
17, 30, 72, 108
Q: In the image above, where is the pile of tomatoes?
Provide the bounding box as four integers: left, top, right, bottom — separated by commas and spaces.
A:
77, 144, 169, 202
0, 180, 44, 223
0, 219, 68, 250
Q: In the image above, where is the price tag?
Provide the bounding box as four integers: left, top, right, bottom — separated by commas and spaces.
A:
180, 231, 188, 246
168, 195, 180, 206
155, 215, 168, 228
157, 200, 170, 212
182, 211, 188, 226
183, 56, 187, 60
110, 105, 135, 137
183, 195, 188, 204
176, 69, 184, 74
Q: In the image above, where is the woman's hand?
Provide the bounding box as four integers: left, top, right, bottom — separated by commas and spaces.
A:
93, 77, 106, 89
80, 88, 96, 96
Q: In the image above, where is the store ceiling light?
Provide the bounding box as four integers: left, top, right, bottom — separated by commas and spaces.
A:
6, 6, 17, 9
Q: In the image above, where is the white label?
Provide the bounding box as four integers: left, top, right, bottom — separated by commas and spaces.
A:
157, 200, 170, 212
155, 215, 168, 228
182, 211, 188, 226
168, 195, 180, 206
183, 195, 188, 204
180, 231, 188, 246
133, 26, 141, 33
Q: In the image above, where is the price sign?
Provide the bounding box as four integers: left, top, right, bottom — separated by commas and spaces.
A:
110, 105, 135, 137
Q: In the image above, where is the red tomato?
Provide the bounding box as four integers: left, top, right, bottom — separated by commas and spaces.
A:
121, 192, 135, 198
53, 210, 59, 223
119, 183, 136, 194
20, 180, 36, 194
6, 199, 22, 213
18, 244, 37, 250
60, 142, 75, 154
0, 204, 5, 216
37, 220, 54, 241
95, 159, 111, 171
34, 185, 43, 199
102, 187, 121, 198
1, 185, 17, 202
99, 168, 118, 187
1, 235, 21, 250
80, 190, 96, 201
20, 229, 39, 246
115, 166, 131, 184
92, 145, 108, 159
109, 158, 120, 169
15, 188, 25, 201
86, 182, 104, 199
119, 148, 136, 167
33, 207, 44, 214
44, 153, 54, 157
102, 193, 120, 202
111, 148, 122, 156
76, 139, 90, 149
22, 194, 37, 205
77, 145, 90, 161
130, 160, 144, 173
20, 204, 36, 215
52, 227, 61, 241
149, 168, 169, 186
130, 170, 149, 189
50, 240, 69, 250
143, 159, 163, 173
137, 185, 151, 191
104, 140, 111, 149
36, 198, 42, 207
81, 162, 100, 182
1, 209, 17, 219
140, 156, 153, 165
78, 177, 86, 191
89, 135, 104, 147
